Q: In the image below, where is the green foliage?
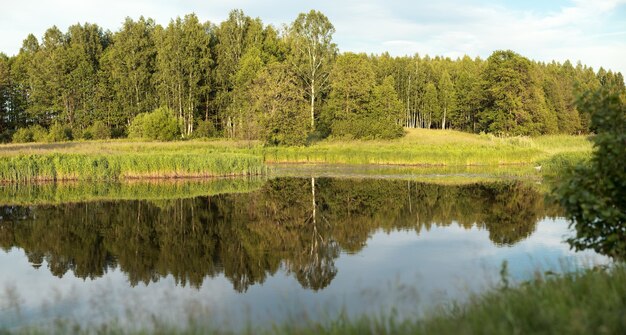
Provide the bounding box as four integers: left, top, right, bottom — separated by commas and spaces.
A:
12, 125, 48, 143
289, 9, 338, 129
555, 88, 626, 258
47, 123, 73, 142
128, 107, 180, 141
192, 119, 218, 138
0, 11, 623, 145
84, 120, 111, 140
478, 50, 554, 136
11, 128, 33, 143
326, 55, 404, 139
250, 63, 309, 146
155, 14, 211, 137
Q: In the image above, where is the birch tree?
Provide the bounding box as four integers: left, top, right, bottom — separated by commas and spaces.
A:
288, 10, 337, 130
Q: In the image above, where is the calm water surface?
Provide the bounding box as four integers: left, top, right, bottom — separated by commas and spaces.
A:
0, 177, 607, 330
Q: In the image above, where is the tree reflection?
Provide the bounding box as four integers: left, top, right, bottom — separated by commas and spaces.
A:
0, 178, 557, 291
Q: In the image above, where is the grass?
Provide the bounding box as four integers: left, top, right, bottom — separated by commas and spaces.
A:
0, 152, 266, 183
2, 265, 624, 334
0, 129, 592, 182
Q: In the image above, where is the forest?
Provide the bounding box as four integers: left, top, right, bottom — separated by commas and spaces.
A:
0, 9, 625, 145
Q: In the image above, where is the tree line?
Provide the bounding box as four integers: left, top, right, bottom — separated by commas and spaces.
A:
0, 9, 624, 144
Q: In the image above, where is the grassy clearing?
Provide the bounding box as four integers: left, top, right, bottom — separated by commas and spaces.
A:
3, 265, 623, 334
0, 129, 592, 182
0, 178, 265, 205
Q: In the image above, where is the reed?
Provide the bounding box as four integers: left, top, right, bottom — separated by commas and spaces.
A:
0, 152, 266, 183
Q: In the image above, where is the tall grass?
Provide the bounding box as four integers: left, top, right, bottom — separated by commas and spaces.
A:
0, 153, 266, 183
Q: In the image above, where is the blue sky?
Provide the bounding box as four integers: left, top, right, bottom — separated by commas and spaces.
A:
1, 0, 625, 74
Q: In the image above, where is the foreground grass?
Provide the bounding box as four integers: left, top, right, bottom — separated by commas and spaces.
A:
0, 129, 592, 182
3, 265, 623, 334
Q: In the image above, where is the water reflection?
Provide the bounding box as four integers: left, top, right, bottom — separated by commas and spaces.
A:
0, 178, 560, 292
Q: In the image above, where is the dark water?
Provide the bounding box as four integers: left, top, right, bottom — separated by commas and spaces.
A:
0, 177, 606, 330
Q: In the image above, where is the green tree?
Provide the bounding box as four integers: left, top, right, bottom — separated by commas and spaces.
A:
438, 70, 456, 129
214, 10, 264, 134
451, 56, 483, 132
479, 50, 555, 135
249, 63, 308, 146
325, 53, 375, 138
288, 10, 337, 129
155, 14, 211, 137
422, 82, 439, 129
367, 76, 404, 138
556, 88, 625, 258
225, 47, 265, 140
99, 17, 158, 128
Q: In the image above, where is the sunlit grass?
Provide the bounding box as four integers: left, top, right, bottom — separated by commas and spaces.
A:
0, 152, 266, 182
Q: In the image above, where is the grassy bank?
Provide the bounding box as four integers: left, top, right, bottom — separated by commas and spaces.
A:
0, 129, 592, 182
3, 265, 623, 334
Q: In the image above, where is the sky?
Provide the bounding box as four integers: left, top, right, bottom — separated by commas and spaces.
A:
1, 0, 625, 74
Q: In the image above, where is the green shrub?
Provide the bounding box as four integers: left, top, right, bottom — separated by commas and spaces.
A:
128, 107, 180, 141
12, 125, 49, 143
12, 127, 33, 143
128, 113, 147, 138
30, 125, 48, 142
193, 119, 217, 138
47, 123, 73, 142
85, 120, 111, 140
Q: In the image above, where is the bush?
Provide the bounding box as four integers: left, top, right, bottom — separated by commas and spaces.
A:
84, 121, 111, 140
12, 128, 33, 143
12, 125, 49, 143
192, 119, 217, 138
128, 107, 180, 141
47, 123, 73, 142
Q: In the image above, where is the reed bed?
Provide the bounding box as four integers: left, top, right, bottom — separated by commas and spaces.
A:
0, 152, 266, 183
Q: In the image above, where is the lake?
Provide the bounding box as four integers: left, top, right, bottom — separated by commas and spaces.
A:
0, 173, 607, 331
